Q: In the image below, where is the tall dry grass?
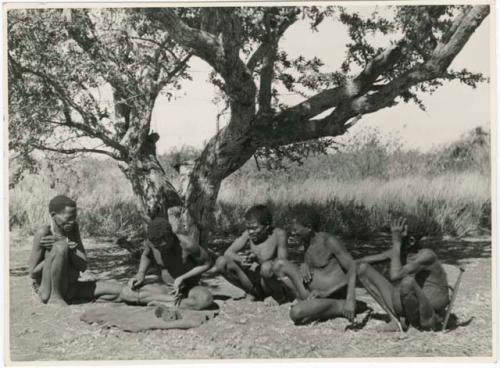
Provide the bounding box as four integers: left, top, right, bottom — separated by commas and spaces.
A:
216, 172, 490, 238
9, 127, 491, 241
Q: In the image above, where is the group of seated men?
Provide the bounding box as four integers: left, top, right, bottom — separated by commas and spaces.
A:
28, 195, 451, 332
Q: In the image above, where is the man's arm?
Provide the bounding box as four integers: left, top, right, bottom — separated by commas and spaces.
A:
357, 249, 392, 264
275, 228, 288, 260
224, 231, 249, 263
326, 236, 356, 320
68, 224, 87, 272
176, 237, 213, 284
28, 228, 49, 278
390, 218, 409, 281
390, 249, 437, 281
136, 244, 152, 279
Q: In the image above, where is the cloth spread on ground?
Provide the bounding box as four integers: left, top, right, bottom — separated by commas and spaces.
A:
80, 303, 219, 332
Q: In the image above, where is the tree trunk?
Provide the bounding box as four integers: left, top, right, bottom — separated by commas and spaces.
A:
120, 132, 182, 222
183, 127, 257, 244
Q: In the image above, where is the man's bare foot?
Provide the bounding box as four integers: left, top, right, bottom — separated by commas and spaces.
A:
243, 293, 257, 302
47, 297, 68, 306
263, 296, 279, 306
376, 319, 405, 332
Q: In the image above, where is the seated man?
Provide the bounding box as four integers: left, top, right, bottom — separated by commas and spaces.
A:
356, 218, 450, 331
28, 195, 123, 305
214, 205, 290, 303
123, 217, 214, 310
273, 208, 357, 325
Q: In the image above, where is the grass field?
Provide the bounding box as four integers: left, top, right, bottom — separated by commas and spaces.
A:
9, 127, 491, 242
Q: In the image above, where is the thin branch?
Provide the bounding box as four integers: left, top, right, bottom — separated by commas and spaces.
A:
33, 144, 122, 160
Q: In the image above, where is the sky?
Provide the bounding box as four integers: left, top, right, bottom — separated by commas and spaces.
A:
149, 5, 491, 154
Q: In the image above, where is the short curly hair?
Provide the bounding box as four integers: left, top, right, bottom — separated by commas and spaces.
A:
244, 205, 273, 226
49, 195, 76, 214
291, 205, 321, 232
148, 217, 172, 241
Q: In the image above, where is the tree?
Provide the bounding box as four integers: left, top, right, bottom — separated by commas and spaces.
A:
8, 8, 189, 221
144, 5, 489, 240
9, 6, 489, 243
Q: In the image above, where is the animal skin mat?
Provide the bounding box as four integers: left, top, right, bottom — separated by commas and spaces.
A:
80, 303, 219, 332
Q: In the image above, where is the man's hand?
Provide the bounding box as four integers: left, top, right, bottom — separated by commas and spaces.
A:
343, 299, 356, 322
241, 252, 257, 266
300, 263, 313, 284
39, 235, 57, 250
249, 262, 259, 272
307, 289, 321, 300
391, 217, 408, 244
173, 277, 184, 296
67, 241, 79, 250
128, 274, 145, 290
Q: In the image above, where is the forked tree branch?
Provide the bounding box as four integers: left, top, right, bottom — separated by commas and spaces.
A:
258, 5, 490, 147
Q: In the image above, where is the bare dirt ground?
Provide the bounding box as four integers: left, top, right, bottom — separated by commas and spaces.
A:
7, 233, 493, 361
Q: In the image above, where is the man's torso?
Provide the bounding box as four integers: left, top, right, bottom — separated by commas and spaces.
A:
304, 233, 348, 296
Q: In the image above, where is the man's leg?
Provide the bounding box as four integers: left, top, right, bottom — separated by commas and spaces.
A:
289, 298, 345, 325
357, 263, 406, 331
214, 255, 260, 297
38, 242, 71, 305
357, 263, 399, 316
399, 276, 441, 331
273, 259, 309, 300
71, 280, 124, 303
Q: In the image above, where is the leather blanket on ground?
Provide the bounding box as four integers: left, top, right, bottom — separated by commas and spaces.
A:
80, 303, 219, 332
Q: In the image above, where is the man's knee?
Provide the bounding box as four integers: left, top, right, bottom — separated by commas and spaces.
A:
214, 256, 228, 273
52, 241, 69, 257
399, 276, 416, 295
289, 303, 307, 324
357, 262, 368, 277
272, 259, 285, 275
260, 261, 274, 279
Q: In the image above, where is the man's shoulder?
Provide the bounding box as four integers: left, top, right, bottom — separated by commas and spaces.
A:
320, 231, 340, 243
178, 234, 201, 252
272, 227, 287, 238
417, 247, 437, 259
35, 225, 51, 238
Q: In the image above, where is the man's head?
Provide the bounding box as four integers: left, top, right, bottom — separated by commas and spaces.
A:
49, 195, 77, 234
389, 216, 426, 253
290, 206, 321, 241
244, 205, 273, 243
402, 230, 424, 253
148, 217, 174, 248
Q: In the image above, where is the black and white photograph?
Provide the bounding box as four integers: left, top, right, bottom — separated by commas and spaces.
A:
3, 1, 496, 363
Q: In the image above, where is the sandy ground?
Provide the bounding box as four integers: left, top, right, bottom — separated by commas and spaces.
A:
7, 233, 493, 361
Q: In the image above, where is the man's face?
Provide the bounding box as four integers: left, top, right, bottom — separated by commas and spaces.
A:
52, 206, 77, 234
245, 218, 269, 243
290, 219, 311, 242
